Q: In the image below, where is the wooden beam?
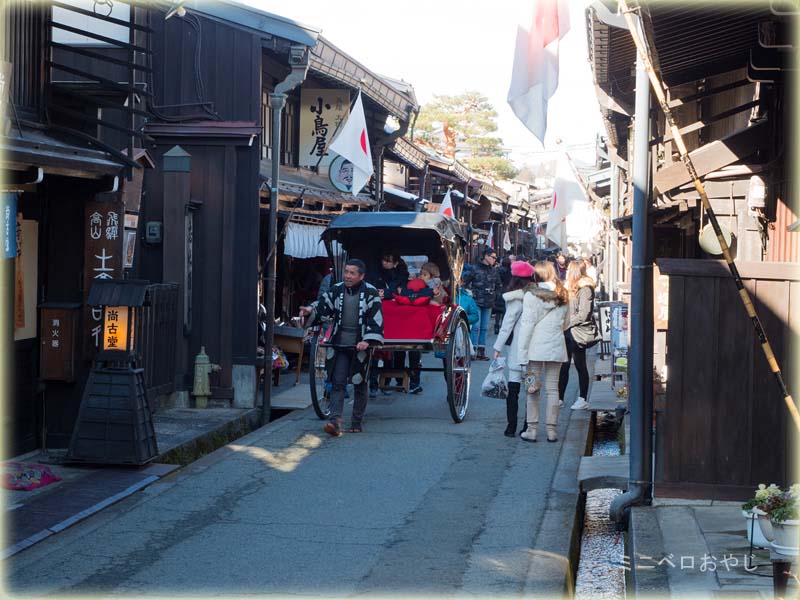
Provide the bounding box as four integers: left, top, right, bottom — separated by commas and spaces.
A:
666, 179, 750, 201
650, 100, 760, 146
666, 79, 752, 109
653, 122, 767, 195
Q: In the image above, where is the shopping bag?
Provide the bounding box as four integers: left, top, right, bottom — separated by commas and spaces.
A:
481, 357, 509, 399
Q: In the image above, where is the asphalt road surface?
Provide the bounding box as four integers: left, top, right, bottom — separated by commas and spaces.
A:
6, 338, 584, 597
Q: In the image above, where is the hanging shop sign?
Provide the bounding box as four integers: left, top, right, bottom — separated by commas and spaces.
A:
1, 192, 17, 259
83, 193, 123, 356
298, 88, 350, 168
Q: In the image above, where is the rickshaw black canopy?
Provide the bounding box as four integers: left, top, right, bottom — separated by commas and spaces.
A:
321, 212, 467, 286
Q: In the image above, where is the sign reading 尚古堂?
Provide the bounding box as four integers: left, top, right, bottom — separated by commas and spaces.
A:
83, 194, 123, 357
102, 305, 131, 352
298, 88, 349, 168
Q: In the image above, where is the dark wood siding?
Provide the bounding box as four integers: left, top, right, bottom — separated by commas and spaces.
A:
141, 140, 259, 390
1, 0, 47, 119
656, 259, 799, 497
150, 13, 260, 123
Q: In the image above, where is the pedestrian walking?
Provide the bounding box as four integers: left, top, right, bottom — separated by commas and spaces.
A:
515, 261, 570, 443
554, 251, 569, 280
463, 248, 502, 360
493, 260, 535, 437
559, 261, 596, 411
493, 257, 512, 334
582, 256, 598, 285
441, 276, 480, 380
299, 259, 384, 436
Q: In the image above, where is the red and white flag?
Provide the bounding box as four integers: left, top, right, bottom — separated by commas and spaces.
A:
487, 226, 495, 250
507, 0, 570, 144
547, 152, 587, 249
439, 188, 454, 218
328, 91, 374, 195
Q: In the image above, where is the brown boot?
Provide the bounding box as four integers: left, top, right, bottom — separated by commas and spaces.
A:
476, 346, 490, 361
521, 392, 540, 442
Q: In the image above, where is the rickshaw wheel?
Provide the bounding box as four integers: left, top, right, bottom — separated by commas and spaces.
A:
445, 317, 471, 423
309, 333, 332, 420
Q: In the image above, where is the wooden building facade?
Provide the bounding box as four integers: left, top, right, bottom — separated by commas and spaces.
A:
2, 0, 155, 453
587, 2, 798, 496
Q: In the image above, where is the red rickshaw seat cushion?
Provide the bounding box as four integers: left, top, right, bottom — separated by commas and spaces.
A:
382, 300, 446, 340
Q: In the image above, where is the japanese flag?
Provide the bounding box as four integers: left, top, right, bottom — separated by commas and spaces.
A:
328, 91, 374, 195
439, 189, 454, 218
507, 0, 570, 144
487, 226, 494, 250
547, 152, 587, 248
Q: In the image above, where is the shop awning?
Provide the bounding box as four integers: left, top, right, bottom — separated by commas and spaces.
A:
383, 186, 429, 208
284, 222, 329, 259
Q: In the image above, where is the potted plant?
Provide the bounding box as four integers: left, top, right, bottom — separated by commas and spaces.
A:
742, 491, 770, 548
744, 483, 781, 543
770, 486, 799, 556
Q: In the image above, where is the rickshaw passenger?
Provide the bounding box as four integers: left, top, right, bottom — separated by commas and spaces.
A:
367, 251, 409, 396
299, 259, 384, 436
370, 251, 408, 300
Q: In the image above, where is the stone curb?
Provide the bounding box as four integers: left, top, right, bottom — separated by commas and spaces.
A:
154, 408, 263, 466
524, 405, 592, 597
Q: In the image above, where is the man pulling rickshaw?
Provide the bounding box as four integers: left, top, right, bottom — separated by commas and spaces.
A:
299, 258, 384, 436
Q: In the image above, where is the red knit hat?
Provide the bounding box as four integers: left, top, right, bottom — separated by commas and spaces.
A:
511, 260, 534, 278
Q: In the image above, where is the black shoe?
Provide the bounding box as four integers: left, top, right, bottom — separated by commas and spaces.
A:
409, 384, 423, 394
369, 388, 377, 398
504, 424, 516, 437
380, 389, 392, 396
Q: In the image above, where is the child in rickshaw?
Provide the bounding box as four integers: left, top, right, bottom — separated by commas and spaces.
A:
418, 262, 449, 305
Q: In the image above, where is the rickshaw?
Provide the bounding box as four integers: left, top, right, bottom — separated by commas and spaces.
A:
308, 211, 472, 423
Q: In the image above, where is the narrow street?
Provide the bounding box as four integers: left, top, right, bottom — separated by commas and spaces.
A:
6, 341, 586, 597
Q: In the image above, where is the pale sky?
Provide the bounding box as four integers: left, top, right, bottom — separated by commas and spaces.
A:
247, 0, 604, 167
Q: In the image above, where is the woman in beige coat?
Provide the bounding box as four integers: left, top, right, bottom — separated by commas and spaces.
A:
515, 261, 570, 442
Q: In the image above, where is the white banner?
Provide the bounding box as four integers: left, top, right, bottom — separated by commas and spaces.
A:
298, 88, 350, 168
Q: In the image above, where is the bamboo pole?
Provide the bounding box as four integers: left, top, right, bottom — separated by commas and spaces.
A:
617, 0, 800, 433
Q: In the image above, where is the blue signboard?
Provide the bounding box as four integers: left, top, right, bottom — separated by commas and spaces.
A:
1, 193, 17, 259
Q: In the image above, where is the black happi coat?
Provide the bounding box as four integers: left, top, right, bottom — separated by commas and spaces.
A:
307, 281, 384, 385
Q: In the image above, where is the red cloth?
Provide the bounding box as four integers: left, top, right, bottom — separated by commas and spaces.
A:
382, 300, 445, 340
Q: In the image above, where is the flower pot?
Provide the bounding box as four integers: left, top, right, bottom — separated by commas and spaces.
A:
753, 508, 775, 542
770, 519, 799, 556
742, 510, 770, 548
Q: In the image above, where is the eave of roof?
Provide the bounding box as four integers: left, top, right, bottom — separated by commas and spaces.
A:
1, 127, 123, 179
185, 0, 319, 47
309, 36, 418, 121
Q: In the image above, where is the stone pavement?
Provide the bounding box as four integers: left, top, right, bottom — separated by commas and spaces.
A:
3, 406, 261, 558
629, 498, 797, 598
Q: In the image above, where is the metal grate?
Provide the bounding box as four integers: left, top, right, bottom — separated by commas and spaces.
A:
46, 0, 153, 178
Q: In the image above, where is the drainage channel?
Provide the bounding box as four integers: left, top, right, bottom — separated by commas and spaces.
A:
575, 411, 625, 599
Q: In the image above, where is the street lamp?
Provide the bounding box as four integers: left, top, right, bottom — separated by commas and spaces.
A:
66, 279, 158, 465
101, 305, 135, 356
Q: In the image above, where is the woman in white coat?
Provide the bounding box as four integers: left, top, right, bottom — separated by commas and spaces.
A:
515, 261, 570, 442
493, 261, 535, 437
